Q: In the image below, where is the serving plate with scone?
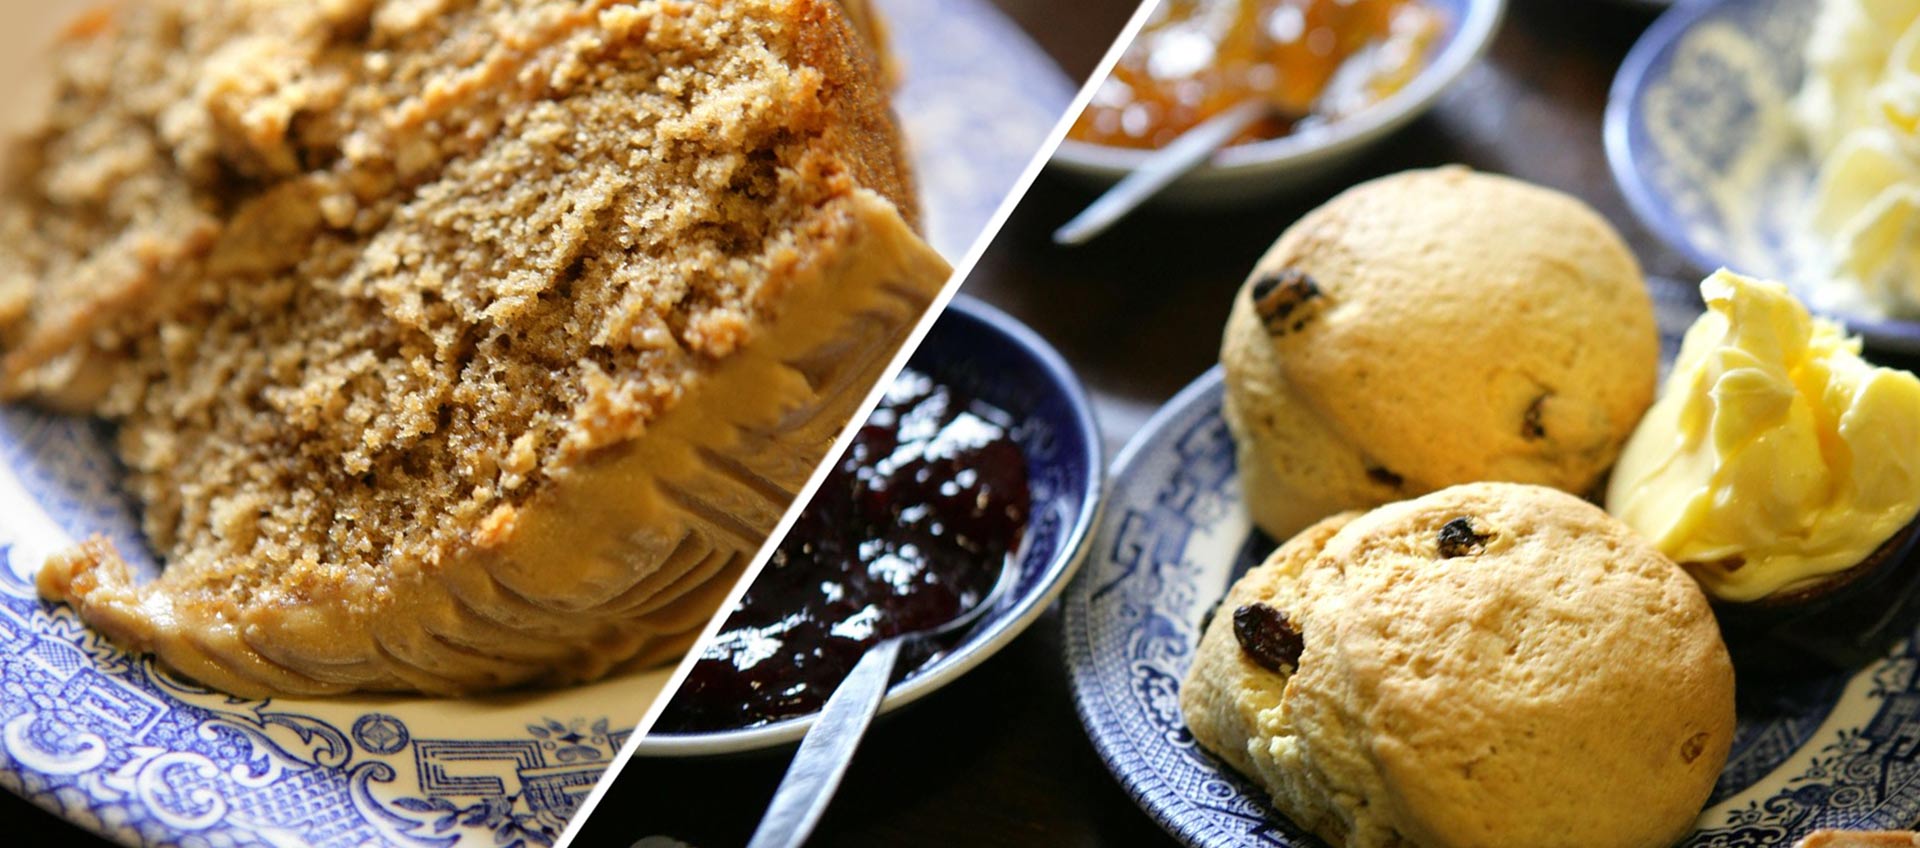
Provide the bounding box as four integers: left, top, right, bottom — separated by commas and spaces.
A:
1064, 168, 1920, 846
0, 0, 1071, 843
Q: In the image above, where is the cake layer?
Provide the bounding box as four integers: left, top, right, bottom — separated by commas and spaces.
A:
10, 0, 950, 696
41, 192, 944, 695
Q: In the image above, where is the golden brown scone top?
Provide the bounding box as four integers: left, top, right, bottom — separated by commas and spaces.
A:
1182, 482, 1735, 848
1220, 166, 1658, 539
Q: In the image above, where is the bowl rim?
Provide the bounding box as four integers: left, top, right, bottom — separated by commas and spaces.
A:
633, 295, 1106, 757
1603, 0, 1920, 353
1604, 0, 1753, 280
1051, 0, 1509, 180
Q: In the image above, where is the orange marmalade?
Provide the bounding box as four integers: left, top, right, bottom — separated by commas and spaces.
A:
1069, 0, 1445, 150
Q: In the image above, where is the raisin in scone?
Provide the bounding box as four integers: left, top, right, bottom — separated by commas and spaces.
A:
1182, 482, 1735, 848
7, 0, 950, 697
1220, 167, 1658, 540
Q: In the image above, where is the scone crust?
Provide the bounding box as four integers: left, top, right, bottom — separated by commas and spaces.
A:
1182, 482, 1735, 848
1220, 167, 1658, 539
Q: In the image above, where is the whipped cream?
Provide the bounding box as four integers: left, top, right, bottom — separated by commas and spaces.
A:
1795, 0, 1920, 315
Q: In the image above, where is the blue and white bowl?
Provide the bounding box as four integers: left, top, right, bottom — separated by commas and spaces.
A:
0, 0, 1073, 841
1067, 361, 1920, 846
637, 296, 1104, 757
1049, 0, 1508, 205
1607, 0, 1920, 353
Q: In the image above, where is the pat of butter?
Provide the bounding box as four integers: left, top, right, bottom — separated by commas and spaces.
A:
1606, 270, 1920, 602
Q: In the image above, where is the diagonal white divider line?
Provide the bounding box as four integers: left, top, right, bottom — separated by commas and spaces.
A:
554, 4, 1162, 843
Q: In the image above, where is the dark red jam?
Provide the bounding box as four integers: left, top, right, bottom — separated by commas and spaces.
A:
654, 368, 1031, 734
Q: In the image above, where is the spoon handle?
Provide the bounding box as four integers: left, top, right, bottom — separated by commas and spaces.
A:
744, 637, 906, 848
1052, 98, 1270, 246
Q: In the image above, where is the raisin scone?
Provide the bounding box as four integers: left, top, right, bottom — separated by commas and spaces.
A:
6, 0, 951, 697
1219, 167, 1658, 540
1182, 482, 1735, 848
1799, 833, 1920, 848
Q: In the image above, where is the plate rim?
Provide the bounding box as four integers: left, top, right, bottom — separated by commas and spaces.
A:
1061, 365, 1236, 848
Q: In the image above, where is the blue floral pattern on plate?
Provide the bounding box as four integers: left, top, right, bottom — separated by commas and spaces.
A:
0, 0, 1071, 843
1607, 0, 1920, 353
0, 417, 641, 848
1065, 281, 1920, 846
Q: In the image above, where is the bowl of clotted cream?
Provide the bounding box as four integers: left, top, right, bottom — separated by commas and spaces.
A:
1607, 0, 1920, 353
1604, 269, 1920, 675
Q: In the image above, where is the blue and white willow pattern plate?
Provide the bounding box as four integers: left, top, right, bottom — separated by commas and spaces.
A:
1607, 0, 1920, 354
1064, 277, 1920, 846
639, 295, 1105, 756
0, 0, 1072, 845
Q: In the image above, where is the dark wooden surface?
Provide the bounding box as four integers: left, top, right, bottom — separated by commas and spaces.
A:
572, 2, 1694, 848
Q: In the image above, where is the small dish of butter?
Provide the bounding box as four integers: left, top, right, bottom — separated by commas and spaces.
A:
1607, 270, 1920, 607
1608, 269, 1920, 673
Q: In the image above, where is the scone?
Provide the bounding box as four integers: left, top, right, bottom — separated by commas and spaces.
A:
1182, 482, 1735, 848
1220, 167, 1658, 540
7, 0, 950, 697
1799, 832, 1920, 848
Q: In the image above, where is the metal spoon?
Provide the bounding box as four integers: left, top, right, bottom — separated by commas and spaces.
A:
1052, 99, 1272, 246
743, 553, 1023, 848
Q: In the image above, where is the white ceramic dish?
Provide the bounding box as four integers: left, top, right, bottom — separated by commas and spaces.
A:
1048, 0, 1507, 205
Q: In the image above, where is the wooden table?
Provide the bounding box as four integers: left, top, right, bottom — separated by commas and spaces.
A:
569, 2, 1715, 847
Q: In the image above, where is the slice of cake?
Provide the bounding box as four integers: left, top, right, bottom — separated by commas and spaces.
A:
1798, 833, 1920, 848
5, 0, 950, 697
